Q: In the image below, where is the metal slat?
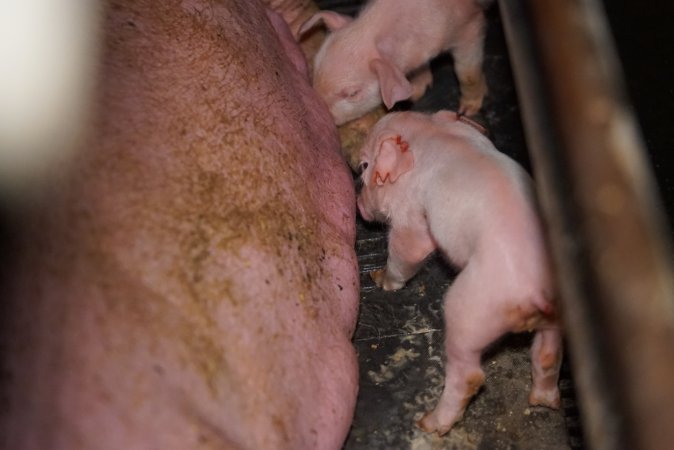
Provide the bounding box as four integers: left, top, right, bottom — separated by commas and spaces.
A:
499, 1, 674, 449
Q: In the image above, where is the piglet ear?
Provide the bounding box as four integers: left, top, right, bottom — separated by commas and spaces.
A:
370, 58, 413, 109
372, 136, 414, 186
298, 11, 353, 37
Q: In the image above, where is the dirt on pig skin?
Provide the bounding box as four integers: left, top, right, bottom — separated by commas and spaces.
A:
0, 1, 359, 450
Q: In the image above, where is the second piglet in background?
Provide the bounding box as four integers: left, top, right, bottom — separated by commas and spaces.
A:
298, 0, 488, 125
357, 110, 562, 435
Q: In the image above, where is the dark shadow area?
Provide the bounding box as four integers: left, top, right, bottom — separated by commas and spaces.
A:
602, 1, 674, 233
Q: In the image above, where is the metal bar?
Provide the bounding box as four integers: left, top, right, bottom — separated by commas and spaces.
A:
499, 1, 674, 449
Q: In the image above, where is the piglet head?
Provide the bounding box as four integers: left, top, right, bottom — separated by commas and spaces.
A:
299, 13, 413, 125
312, 43, 382, 125
299, 11, 373, 125
357, 133, 414, 222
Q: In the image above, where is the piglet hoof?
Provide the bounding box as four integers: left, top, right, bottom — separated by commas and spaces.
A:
416, 411, 453, 436
369, 268, 404, 291
370, 268, 386, 287
458, 97, 483, 117
528, 388, 561, 409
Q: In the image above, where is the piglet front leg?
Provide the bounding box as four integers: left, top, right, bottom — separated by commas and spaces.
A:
452, 11, 487, 116
371, 223, 436, 291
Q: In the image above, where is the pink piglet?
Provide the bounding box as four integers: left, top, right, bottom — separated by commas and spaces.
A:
298, 0, 488, 125
356, 110, 562, 435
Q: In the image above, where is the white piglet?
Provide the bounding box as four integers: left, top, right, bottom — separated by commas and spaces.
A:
298, 0, 488, 125
356, 110, 562, 435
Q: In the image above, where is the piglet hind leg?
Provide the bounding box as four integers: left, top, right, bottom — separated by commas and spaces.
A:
417, 349, 485, 436
417, 268, 508, 435
371, 224, 436, 291
528, 327, 563, 409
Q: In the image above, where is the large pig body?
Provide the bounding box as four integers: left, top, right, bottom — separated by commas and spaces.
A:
300, 0, 488, 125
357, 111, 562, 435
1, 1, 359, 449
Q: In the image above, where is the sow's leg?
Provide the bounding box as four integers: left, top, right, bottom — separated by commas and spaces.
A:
0, 1, 359, 449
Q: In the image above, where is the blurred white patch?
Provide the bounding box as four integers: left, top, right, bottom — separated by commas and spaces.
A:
0, 0, 101, 198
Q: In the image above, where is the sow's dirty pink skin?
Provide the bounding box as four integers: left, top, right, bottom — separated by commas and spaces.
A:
299, 0, 488, 125
357, 111, 562, 436
0, 1, 359, 449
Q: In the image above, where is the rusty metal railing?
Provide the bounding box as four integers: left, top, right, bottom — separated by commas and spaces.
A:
499, 1, 674, 449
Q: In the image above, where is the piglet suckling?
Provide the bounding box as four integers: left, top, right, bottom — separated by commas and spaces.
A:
356, 110, 562, 435
298, 0, 488, 126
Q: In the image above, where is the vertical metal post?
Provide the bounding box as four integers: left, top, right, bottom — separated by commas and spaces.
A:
499, 1, 674, 449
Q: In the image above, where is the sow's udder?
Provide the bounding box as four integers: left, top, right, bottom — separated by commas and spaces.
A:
1, 1, 359, 450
